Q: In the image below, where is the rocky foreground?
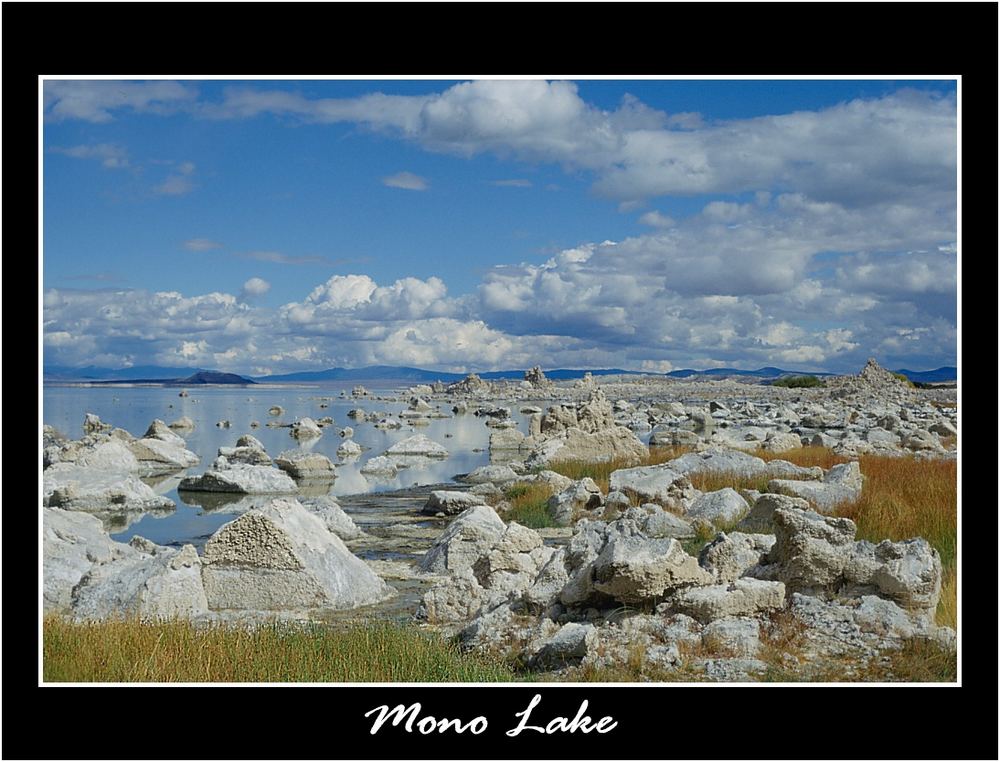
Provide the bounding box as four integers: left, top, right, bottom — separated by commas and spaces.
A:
42, 359, 957, 680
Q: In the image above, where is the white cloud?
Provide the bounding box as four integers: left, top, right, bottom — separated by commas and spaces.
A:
193, 82, 954, 212
183, 238, 223, 251
638, 211, 675, 228
51, 143, 129, 168
44, 80, 198, 122
241, 277, 270, 298
382, 171, 428, 191
154, 161, 196, 196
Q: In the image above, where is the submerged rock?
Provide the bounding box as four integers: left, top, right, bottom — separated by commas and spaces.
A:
273, 450, 337, 479
178, 464, 298, 494
384, 434, 449, 458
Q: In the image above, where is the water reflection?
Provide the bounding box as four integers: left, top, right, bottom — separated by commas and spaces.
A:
43, 383, 531, 548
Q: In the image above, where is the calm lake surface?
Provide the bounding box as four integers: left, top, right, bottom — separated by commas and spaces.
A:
43, 382, 533, 549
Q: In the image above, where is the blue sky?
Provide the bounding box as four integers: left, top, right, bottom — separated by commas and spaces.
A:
43, 78, 957, 374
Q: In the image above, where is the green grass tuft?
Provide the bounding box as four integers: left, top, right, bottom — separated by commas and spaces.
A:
43, 617, 515, 683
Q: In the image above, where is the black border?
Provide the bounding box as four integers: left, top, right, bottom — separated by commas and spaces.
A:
8, 3, 997, 760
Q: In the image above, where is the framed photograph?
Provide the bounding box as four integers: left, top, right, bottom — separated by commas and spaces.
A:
15, 6, 994, 759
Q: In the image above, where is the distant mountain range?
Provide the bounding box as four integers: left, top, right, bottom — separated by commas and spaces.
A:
44, 363, 958, 384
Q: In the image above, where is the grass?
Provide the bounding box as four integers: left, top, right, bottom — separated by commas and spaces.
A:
503, 482, 559, 528
547, 446, 689, 494
43, 617, 514, 683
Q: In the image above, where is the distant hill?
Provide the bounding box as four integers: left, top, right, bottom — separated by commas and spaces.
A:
892, 367, 957, 383
179, 371, 256, 385
666, 367, 835, 379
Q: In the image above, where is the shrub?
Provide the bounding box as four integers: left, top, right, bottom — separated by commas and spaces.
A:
771, 375, 825, 388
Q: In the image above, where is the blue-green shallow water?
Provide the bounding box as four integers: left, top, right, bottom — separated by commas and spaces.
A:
43, 382, 531, 549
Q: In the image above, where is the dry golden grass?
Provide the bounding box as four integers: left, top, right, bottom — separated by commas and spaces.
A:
755, 445, 850, 469
548, 445, 689, 493
43, 617, 514, 683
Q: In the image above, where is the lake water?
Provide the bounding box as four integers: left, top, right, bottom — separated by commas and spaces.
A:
43, 382, 534, 549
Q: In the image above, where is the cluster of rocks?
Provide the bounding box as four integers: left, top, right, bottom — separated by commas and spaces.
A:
179, 433, 335, 494
44, 497, 392, 621
412, 494, 952, 679
399, 359, 955, 464
43, 416, 201, 518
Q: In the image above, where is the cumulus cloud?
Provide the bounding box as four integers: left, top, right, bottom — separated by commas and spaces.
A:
382, 171, 428, 191
44, 80, 198, 122
51, 143, 129, 169
42, 81, 956, 374
240, 277, 270, 299
189, 81, 955, 212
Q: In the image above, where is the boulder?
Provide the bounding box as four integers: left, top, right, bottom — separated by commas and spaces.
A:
300, 496, 364, 540
526, 426, 647, 468
72, 544, 209, 620
128, 437, 200, 472
201, 499, 392, 611
522, 547, 570, 609
43, 508, 138, 612
546, 478, 603, 526
490, 428, 527, 451
608, 465, 697, 509
359, 456, 399, 477
419, 505, 506, 575
737, 493, 811, 532
687, 488, 750, 526
423, 490, 487, 516
268, 405, 285, 416
337, 439, 364, 458
902, 429, 941, 452
698, 532, 775, 583
669, 579, 785, 623
143, 419, 187, 447
462, 464, 519, 484
290, 417, 323, 439
622, 505, 695, 539
760, 431, 803, 453
384, 434, 448, 458
83, 413, 111, 435
273, 450, 337, 479
178, 464, 298, 494
418, 570, 486, 623
75, 439, 141, 472
44, 464, 175, 513
754, 506, 942, 620
472, 521, 554, 599
591, 526, 712, 604
527, 623, 596, 669
768, 461, 863, 513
